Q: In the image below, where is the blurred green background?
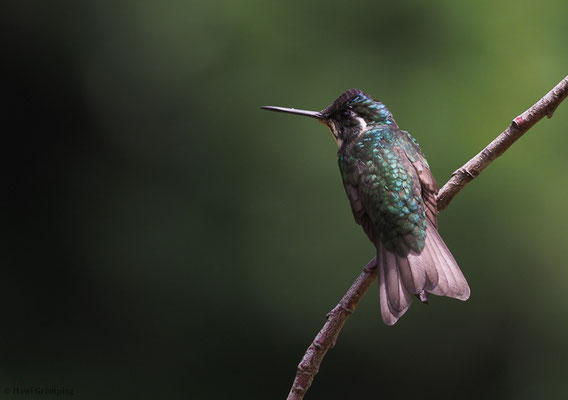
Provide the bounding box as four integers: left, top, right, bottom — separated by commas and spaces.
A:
3, 1, 568, 399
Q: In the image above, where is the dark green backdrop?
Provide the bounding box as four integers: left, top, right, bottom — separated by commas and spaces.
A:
4, 1, 568, 399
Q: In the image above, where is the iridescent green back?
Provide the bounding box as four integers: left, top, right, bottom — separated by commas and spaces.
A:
338, 126, 428, 254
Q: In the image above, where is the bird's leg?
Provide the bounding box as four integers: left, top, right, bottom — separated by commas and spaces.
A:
417, 290, 429, 304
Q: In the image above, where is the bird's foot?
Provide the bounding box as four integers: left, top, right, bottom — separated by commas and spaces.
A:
417, 290, 429, 304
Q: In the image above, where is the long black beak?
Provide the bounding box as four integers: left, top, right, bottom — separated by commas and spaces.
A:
261, 106, 322, 119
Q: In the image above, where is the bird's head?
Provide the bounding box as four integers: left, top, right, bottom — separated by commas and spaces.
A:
262, 89, 397, 147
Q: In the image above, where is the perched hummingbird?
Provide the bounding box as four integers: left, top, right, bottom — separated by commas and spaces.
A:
262, 89, 470, 325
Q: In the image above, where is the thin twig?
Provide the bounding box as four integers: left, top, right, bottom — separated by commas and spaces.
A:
286, 74, 568, 400
437, 75, 568, 210
287, 259, 377, 400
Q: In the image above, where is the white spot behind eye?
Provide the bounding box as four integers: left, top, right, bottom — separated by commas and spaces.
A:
355, 117, 367, 131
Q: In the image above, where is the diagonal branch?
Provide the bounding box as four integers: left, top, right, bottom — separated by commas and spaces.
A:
287, 259, 377, 399
286, 74, 568, 400
436, 75, 568, 210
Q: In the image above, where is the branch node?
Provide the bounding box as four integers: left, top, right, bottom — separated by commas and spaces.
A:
364, 263, 377, 272
340, 303, 355, 314
312, 341, 325, 351
512, 115, 524, 129
462, 166, 478, 179
546, 108, 555, 118
298, 361, 317, 374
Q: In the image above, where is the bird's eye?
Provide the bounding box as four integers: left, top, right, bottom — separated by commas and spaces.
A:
340, 110, 352, 120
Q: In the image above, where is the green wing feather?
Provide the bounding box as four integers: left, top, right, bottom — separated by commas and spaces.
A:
338, 126, 429, 254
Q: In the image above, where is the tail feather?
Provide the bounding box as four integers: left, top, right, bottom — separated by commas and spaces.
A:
378, 241, 413, 325
397, 252, 426, 295
422, 224, 451, 297
377, 221, 470, 325
417, 242, 440, 292
424, 222, 470, 300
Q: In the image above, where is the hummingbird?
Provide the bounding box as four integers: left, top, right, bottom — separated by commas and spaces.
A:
262, 89, 470, 325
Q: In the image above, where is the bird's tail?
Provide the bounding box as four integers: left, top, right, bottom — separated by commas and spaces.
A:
378, 221, 470, 325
